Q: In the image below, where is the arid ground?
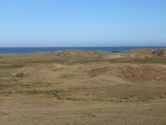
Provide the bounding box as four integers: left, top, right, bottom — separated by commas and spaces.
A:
0, 48, 166, 125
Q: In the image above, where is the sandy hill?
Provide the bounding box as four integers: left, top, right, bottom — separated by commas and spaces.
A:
152, 48, 166, 57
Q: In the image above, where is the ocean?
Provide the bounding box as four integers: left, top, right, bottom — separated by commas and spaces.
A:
0, 47, 165, 54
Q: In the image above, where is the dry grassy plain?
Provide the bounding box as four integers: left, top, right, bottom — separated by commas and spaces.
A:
0, 49, 166, 125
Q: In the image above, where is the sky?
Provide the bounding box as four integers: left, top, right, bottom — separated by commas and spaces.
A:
0, 0, 166, 47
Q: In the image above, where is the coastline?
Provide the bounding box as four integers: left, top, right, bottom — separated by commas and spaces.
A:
0, 46, 166, 54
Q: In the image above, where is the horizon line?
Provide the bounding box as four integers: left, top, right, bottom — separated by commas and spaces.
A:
0, 46, 166, 48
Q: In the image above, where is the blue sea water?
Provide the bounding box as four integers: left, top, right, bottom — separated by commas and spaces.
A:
0, 47, 165, 54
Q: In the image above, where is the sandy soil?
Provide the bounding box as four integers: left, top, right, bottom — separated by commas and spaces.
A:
0, 49, 166, 125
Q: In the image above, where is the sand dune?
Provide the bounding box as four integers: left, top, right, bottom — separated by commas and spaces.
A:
0, 48, 166, 125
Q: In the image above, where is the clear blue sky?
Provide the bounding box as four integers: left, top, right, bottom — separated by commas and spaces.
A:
0, 0, 166, 47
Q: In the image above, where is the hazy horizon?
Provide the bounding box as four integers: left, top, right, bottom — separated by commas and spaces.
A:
0, 0, 166, 47
0, 45, 166, 48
